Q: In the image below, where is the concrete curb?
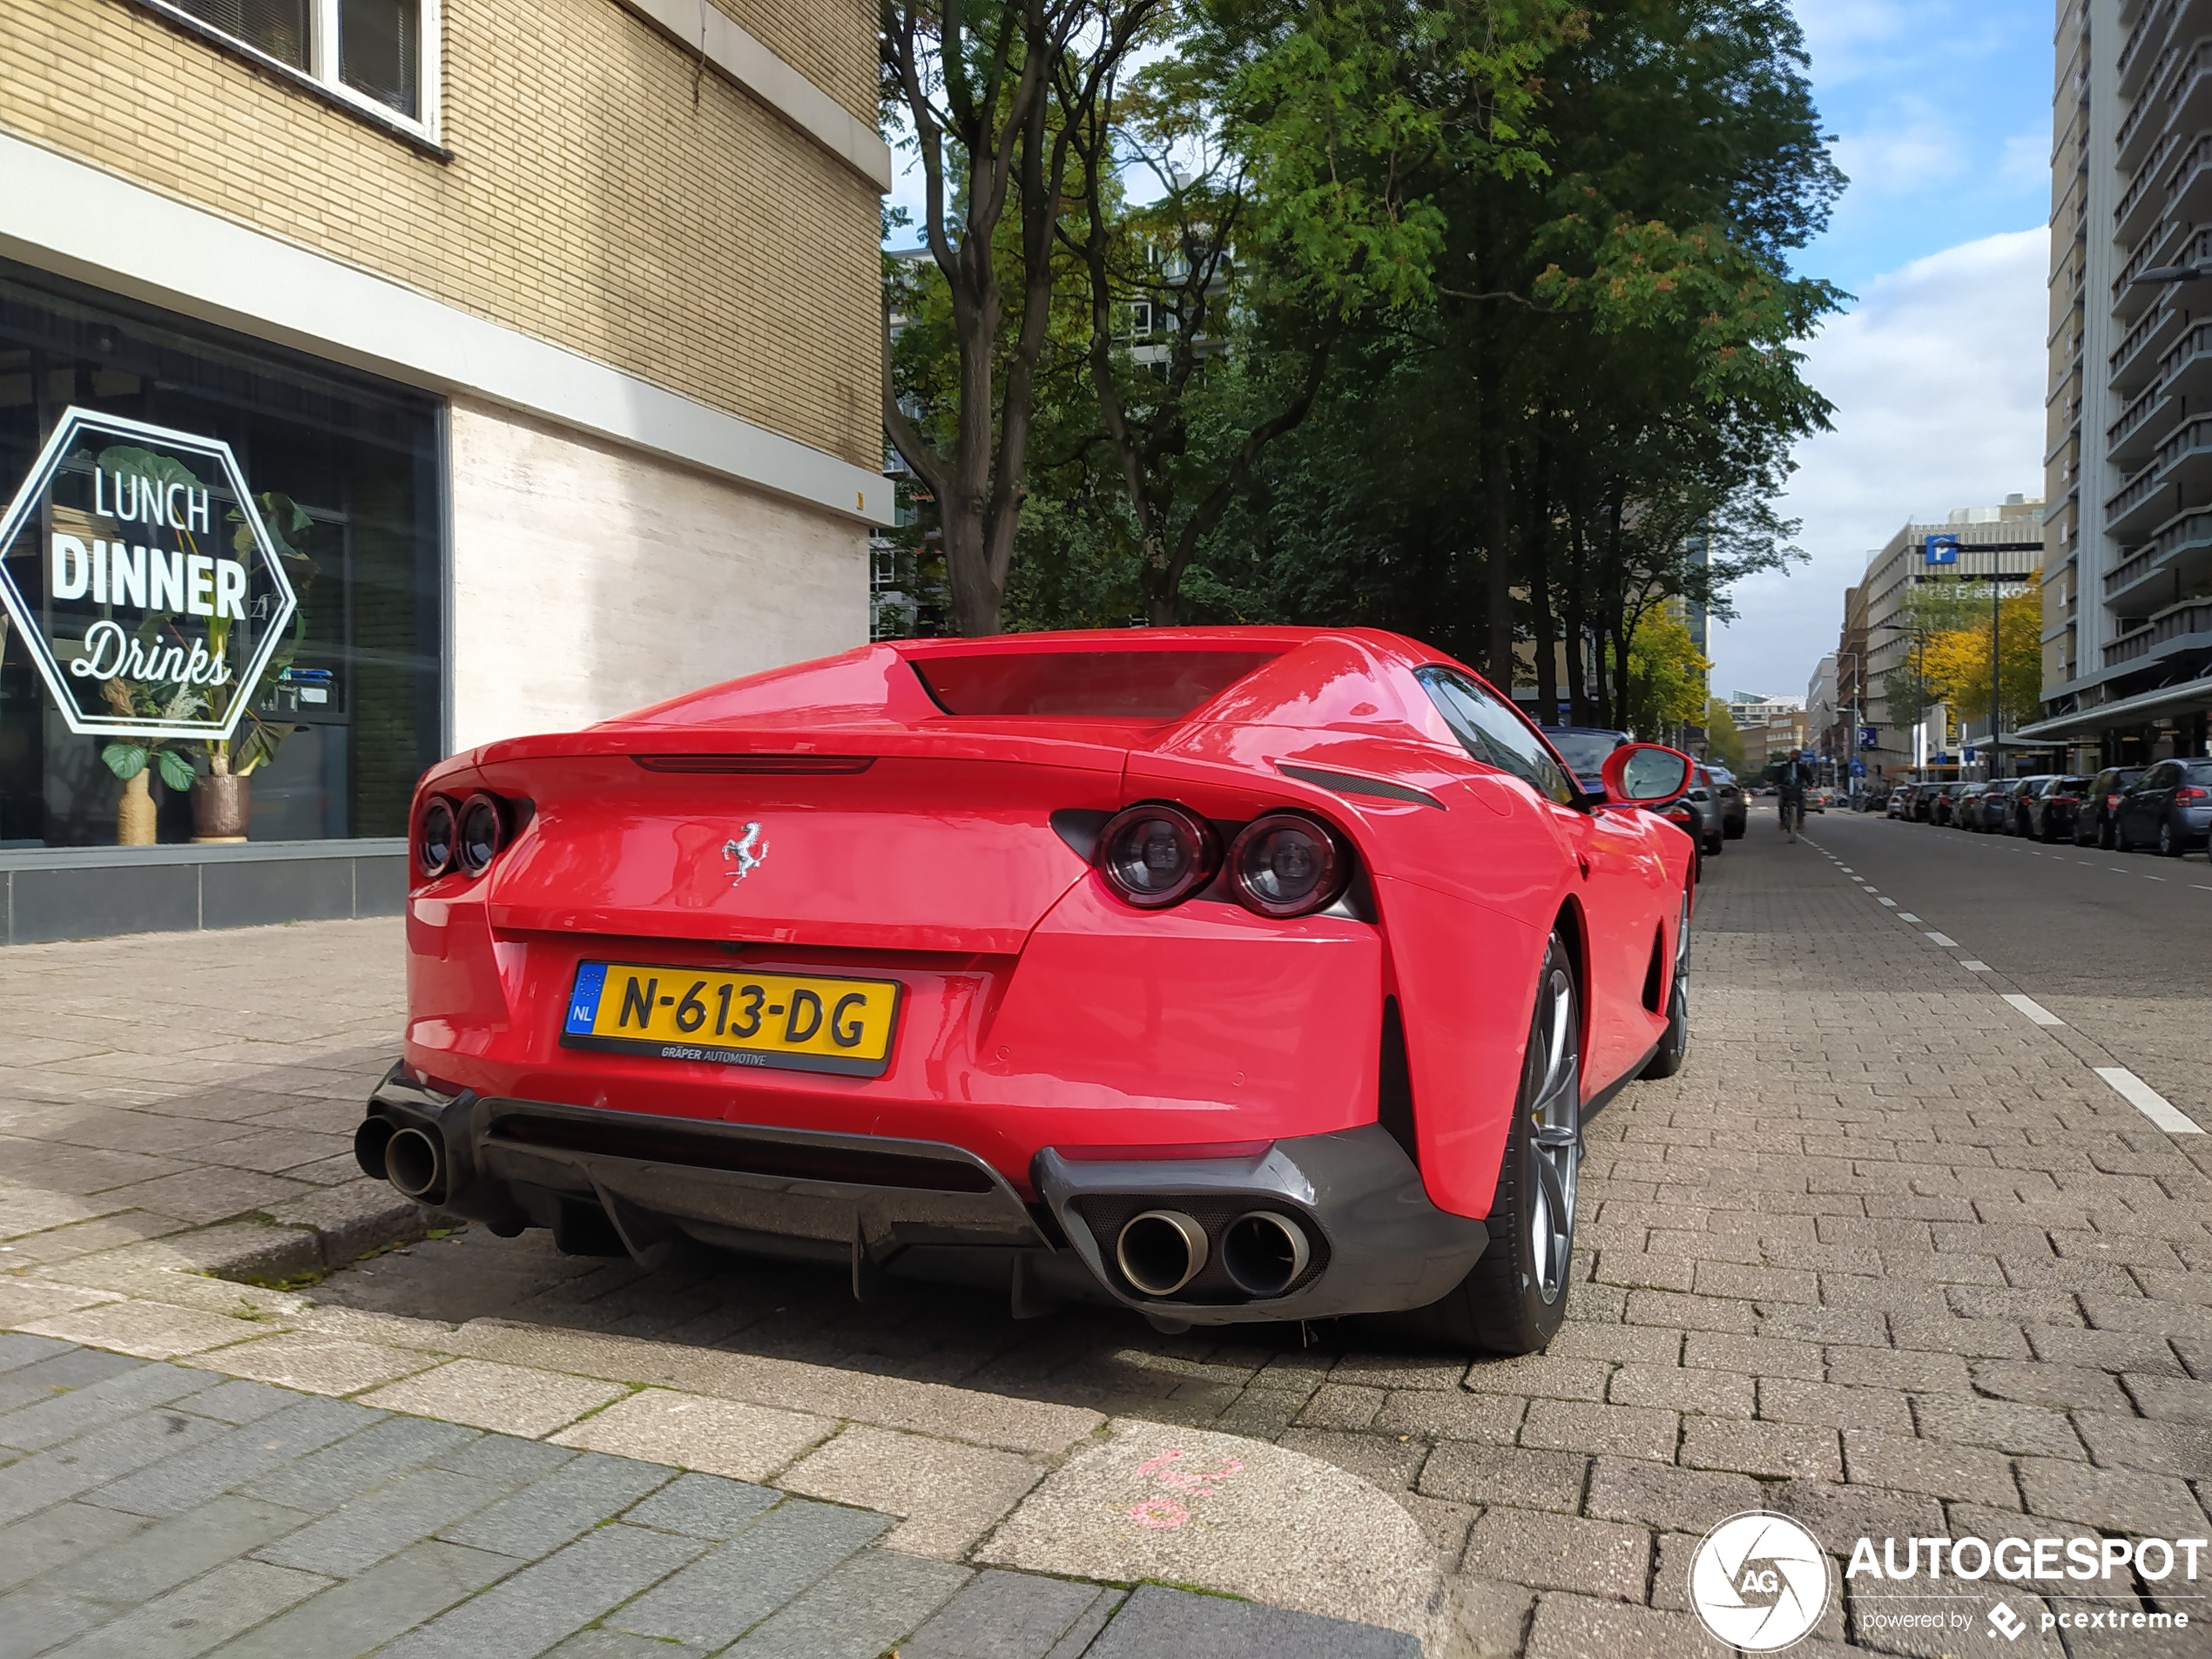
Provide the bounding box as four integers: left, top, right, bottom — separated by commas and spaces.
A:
0, 1269, 1460, 1654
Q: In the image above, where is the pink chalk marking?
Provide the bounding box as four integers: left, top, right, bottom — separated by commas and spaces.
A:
1130, 1449, 1245, 1526
1130, 1497, 1190, 1528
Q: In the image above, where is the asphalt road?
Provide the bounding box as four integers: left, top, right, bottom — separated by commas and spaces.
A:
1755, 797, 2212, 1125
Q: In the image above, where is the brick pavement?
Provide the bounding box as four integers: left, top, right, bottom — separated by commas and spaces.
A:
4, 822, 2211, 1656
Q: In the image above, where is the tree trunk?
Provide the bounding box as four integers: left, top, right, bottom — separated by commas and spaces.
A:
1563, 516, 1591, 725
1524, 441, 1555, 725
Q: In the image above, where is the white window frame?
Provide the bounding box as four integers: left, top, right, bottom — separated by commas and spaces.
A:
137, 0, 443, 150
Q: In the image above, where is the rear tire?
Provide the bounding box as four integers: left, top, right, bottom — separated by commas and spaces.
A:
2158, 818, 2182, 858
1412, 935, 1581, 1355
1640, 892, 1693, 1081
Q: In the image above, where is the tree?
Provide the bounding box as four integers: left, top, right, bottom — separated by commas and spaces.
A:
1623, 608, 1711, 740
880, 0, 1163, 636
1704, 697, 1744, 770
1920, 584, 2043, 732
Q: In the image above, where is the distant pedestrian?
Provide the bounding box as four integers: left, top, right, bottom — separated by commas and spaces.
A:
1777, 747, 1812, 840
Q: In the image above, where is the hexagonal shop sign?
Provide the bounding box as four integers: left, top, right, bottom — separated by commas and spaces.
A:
0, 408, 297, 740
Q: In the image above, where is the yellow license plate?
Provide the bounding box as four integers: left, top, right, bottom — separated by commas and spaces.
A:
562, 962, 901, 1077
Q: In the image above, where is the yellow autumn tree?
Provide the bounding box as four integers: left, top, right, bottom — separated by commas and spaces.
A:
1626, 609, 1713, 741
1920, 585, 2043, 730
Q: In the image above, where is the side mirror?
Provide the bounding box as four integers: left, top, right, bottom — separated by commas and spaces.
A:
1599, 743, 1693, 806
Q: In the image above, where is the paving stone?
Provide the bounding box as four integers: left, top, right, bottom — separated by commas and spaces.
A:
1417, 1441, 1588, 1512
1820, 1344, 1973, 1393
0, 1333, 77, 1373
1605, 1361, 1754, 1418
0, 1406, 235, 1526
53, 1557, 331, 1659
1679, 1416, 1842, 1481
2070, 1413, 2212, 1480
88, 1395, 381, 1517
607, 1498, 889, 1648
899, 1568, 1116, 1659
377, 1521, 705, 1659
202, 1539, 520, 1659
550, 1386, 833, 1481
1681, 1329, 1824, 1380
1371, 1388, 1525, 1443
1081, 1582, 1421, 1659
0, 1345, 141, 1414
1522, 1589, 1715, 1659
0, 1359, 211, 1451
435, 1448, 673, 1558
778, 1424, 1039, 1558
0, 1499, 150, 1595
1448, 1575, 1537, 1659
358, 1359, 627, 1438
1969, 1359, 2134, 1413
1460, 1354, 1608, 1402
540, 1633, 712, 1659
622, 1470, 781, 1539
199, 1332, 440, 1396
1755, 1377, 1916, 1435
36, 1493, 306, 1614
1838, 1430, 2020, 1508
2123, 1373, 2212, 1424
253, 1466, 503, 1576
1277, 1426, 1427, 1493
14, 1300, 276, 1361
1582, 1456, 1762, 1533
1910, 1394, 2086, 1459
171, 1378, 298, 1425
1459, 1507, 1650, 1602
1520, 1398, 1679, 1462
241, 1412, 483, 1512
725, 1544, 968, 1657
425, 1429, 576, 1486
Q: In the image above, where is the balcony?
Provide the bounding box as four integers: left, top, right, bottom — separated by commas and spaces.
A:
2105, 504, 2212, 614
2108, 381, 2174, 469
2121, 0, 2178, 99
2102, 597, 2212, 666
2169, 132, 2212, 231
2121, 43, 2186, 171
2105, 459, 2172, 537
2110, 294, 2185, 394
2159, 318, 2212, 401
2114, 131, 2182, 244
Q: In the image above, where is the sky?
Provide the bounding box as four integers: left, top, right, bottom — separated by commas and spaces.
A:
1710, 0, 2055, 702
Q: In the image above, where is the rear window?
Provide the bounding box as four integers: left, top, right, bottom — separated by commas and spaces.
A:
1548, 730, 1628, 776
909, 650, 1282, 719
2187, 760, 2212, 781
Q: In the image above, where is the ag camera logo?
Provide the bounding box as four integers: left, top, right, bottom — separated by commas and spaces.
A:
1689, 1511, 1832, 1650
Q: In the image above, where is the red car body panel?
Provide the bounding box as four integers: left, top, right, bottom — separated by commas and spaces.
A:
394, 629, 1689, 1235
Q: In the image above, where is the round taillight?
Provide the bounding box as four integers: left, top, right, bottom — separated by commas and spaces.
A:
1228, 812, 1348, 919
416, 796, 456, 880
455, 792, 504, 877
1095, 803, 1219, 908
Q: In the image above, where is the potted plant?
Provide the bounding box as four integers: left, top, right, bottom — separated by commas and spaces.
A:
195, 490, 317, 840
97, 676, 201, 846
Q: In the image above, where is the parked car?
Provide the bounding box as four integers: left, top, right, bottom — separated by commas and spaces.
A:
2114, 758, 2212, 855
1886, 785, 1913, 819
2074, 765, 2148, 847
1932, 782, 1974, 826
1804, 787, 1830, 813
1685, 767, 1725, 855
2025, 776, 2092, 842
1911, 783, 1946, 822
354, 629, 1700, 1355
1706, 765, 1748, 839
1998, 776, 2057, 837
1949, 781, 1993, 829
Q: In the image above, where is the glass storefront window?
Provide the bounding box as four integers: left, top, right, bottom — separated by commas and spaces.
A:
0, 260, 443, 847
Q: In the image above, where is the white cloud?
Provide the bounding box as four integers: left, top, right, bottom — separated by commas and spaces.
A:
1710, 227, 2047, 699
1830, 114, 1968, 199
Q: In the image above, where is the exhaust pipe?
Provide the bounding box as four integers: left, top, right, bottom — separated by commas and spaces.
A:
1116, 1210, 1209, 1297
1222, 1211, 1312, 1298
382, 1125, 445, 1202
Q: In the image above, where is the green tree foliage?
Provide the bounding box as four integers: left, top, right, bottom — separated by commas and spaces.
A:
885, 1, 1844, 678
1624, 608, 1711, 740
1704, 697, 1745, 771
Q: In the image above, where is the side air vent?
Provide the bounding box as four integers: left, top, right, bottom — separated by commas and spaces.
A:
1275, 762, 1445, 811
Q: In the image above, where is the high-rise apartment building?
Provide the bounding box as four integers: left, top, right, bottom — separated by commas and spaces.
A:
2029, 0, 2212, 761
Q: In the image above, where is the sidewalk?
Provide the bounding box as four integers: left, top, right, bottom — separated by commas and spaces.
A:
5, 823, 2211, 1656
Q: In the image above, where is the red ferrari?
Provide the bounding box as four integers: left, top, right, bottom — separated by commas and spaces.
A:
358, 629, 1695, 1352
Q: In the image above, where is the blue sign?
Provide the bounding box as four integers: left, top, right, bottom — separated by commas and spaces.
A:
1858, 725, 1879, 748
1850, 759, 1866, 777
1924, 534, 1959, 564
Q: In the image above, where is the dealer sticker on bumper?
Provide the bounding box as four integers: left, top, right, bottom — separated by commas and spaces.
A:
561, 961, 901, 1077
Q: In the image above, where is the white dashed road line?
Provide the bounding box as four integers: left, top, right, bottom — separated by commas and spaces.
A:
2094, 1067, 2205, 1134
2000, 993, 2066, 1028
1960, 961, 1992, 972
1878, 897, 1897, 907
1924, 931, 1957, 947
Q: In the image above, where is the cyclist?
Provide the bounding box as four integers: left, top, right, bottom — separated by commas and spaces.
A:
1777, 748, 1812, 841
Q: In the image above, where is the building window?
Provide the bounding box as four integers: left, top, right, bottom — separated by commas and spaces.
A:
151, 0, 435, 131
0, 260, 445, 847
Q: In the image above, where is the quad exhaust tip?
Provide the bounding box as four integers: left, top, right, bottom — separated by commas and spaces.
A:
1222, 1210, 1312, 1297
382, 1125, 445, 1201
1116, 1210, 1209, 1297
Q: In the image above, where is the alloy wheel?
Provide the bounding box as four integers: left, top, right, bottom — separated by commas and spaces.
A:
1525, 963, 1581, 1305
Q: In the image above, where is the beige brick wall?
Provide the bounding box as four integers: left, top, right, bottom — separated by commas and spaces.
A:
1, 0, 880, 469
448, 396, 867, 752
712, 0, 876, 126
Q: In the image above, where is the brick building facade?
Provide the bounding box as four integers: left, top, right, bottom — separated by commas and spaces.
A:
0, 0, 888, 940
